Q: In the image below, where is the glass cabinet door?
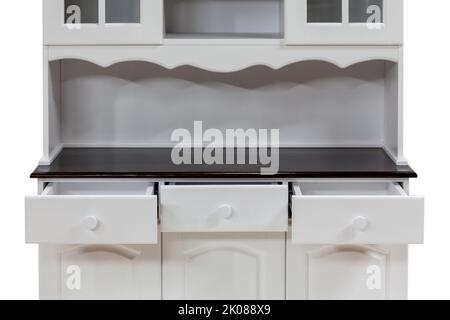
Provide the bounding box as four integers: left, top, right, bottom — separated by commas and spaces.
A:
285, 0, 403, 45
44, 0, 163, 45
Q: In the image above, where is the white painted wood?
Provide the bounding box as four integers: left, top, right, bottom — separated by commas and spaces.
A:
291, 182, 424, 244
285, 0, 403, 45
26, 182, 158, 244
39, 245, 59, 300
32, 1, 420, 301
48, 45, 400, 70
39, 244, 161, 300
47, 61, 61, 157
42, 48, 50, 164
384, 59, 400, 163
286, 236, 408, 300
39, 144, 63, 166
44, 48, 404, 164
44, 0, 163, 45
41, 54, 62, 165
384, 47, 407, 165
397, 47, 406, 165
160, 184, 288, 232
57, 60, 388, 149
162, 233, 285, 300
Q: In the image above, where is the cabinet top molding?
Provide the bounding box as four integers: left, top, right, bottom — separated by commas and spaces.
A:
48, 45, 401, 71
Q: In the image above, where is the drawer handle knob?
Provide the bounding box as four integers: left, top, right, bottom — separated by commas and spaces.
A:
82, 216, 99, 231
216, 204, 233, 220
351, 216, 369, 232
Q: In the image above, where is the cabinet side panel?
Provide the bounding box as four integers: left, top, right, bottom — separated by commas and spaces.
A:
42, 55, 62, 165
384, 61, 399, 162
48, 61, 61, 157
39, 245, 60, 300
384, 52, 406, 166
388, 245, 408, 300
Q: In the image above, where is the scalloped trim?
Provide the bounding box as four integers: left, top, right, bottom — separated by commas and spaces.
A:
48, 45, 400, 72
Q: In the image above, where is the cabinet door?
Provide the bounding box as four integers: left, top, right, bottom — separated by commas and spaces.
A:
285, 0, 403, 45
286, 242, 408, 300
162, 233, 285, 300
39, 244, 161, 300
44, 0, 163, 45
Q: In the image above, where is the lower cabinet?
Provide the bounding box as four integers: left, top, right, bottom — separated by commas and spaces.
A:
159, 183, 288, 300
40, 238, 407, 300
286, 239, 408, 300
29, 180, 422, 300
162, 233, 286, 300
286, 180, 422, 300
39, 244, 161, 300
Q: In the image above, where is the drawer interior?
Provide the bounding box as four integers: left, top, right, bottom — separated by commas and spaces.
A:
42, 182, 154, 196
164, 182, 283, 186
292, 182, 407, 197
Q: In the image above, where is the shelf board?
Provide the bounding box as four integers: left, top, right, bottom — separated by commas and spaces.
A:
31, 148, 417, 179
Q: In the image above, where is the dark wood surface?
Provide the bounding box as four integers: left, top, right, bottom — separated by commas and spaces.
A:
31, 148, 417, 179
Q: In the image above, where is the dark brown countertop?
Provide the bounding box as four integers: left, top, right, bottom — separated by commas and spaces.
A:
31, 147, 417, 179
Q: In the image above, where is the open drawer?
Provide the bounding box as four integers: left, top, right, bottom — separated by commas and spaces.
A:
26, 182, 158, 244
160, 183, 288, 232
291, 182, 424, 244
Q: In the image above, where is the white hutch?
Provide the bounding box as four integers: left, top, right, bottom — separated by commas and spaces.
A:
25, 0, 424, 300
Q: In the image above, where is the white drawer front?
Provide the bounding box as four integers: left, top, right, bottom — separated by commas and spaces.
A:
160, 184, 288, 232
26, 182, 158, 244
291, 182, 424, 244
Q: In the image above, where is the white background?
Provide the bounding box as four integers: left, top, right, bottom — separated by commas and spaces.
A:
0, 0, 448, 300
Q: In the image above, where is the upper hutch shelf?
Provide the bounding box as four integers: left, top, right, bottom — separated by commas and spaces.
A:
164, 0, 285, 39
44, 0, 403, 46
39, 1, 408, 173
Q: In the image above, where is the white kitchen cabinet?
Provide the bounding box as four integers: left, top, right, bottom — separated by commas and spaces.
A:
162, 233, 285, 300
286, 241, 408, 300
28, 0, 423, 301
44, 0, 163, 45
285, 0, 403, 45
39, 244, 161, 300
287, 180, 422, 300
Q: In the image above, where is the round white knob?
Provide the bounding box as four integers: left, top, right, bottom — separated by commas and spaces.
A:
216, 204, 233, 219
351, 216, 369, 232
82, 216, 99, 231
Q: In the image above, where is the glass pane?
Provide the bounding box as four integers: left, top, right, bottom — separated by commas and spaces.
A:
307, 0, 342, 23
349, 0, 383, 23
64, 0, 99, 24
106, 0, 141, 23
